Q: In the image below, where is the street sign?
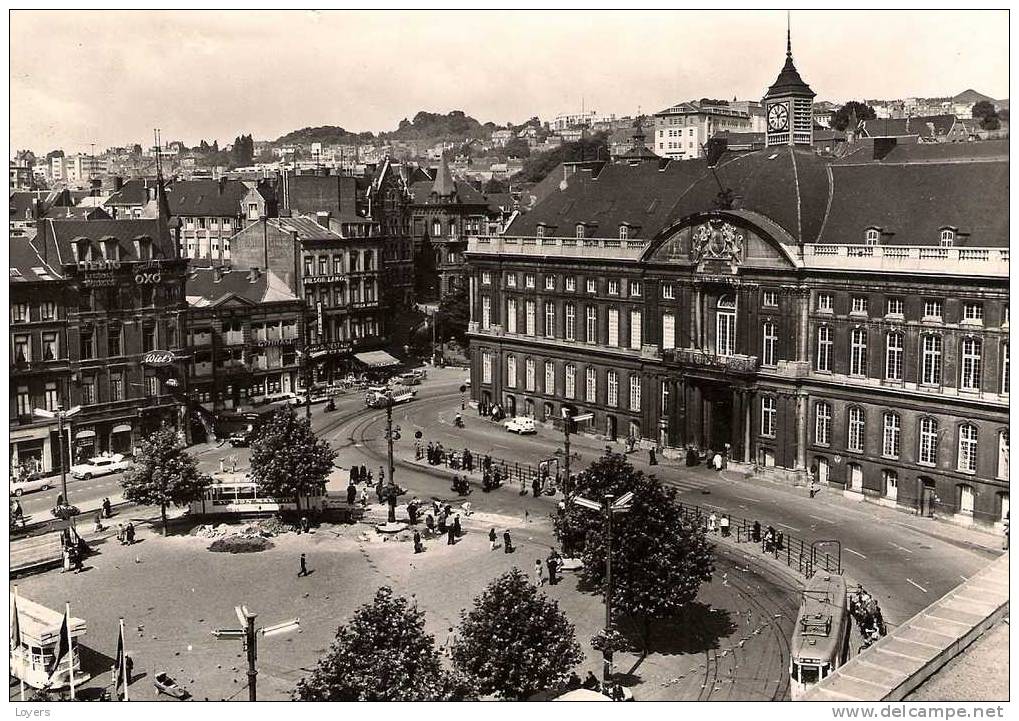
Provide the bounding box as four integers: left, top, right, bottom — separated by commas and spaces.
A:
142, 350, 175, 367
235, 606, 247, 627
212, 629, 246, 640
261, 619, 300, 638
572, 413, 594, 423
613, 491, 635, 508
572, 497, 602, 512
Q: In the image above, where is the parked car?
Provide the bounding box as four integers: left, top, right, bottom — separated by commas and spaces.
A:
228, 431, 255, 448
396, 372, 422, 386
504, 417, 537, 435
70, 453, 131, 480
9, 474, 53, 496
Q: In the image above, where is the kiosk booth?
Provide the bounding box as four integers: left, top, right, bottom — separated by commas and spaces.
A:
10, 594, 88, 690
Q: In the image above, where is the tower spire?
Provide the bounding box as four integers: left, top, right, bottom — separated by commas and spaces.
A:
786, 10, 792, 58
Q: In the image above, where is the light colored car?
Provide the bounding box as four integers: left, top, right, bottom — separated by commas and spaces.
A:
396, 372, 422, 386
9, 475, 53, 496
504, 417, 537, 434
70, 453, 131, 480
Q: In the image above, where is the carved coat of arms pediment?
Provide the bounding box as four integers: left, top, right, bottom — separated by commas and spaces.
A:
691, 219, 745, 268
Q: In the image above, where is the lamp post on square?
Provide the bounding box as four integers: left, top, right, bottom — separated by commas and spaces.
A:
33, 405, 81, 525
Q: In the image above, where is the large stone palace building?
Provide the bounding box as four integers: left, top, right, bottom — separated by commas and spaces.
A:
465, 40, 1009, 528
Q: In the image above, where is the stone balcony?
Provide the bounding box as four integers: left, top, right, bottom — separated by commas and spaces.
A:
803, 244, 1008, 277
663, 347, 761, 375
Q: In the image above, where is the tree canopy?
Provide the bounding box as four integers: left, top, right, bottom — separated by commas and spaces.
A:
971, 101, 1001, 130
513, 132, 609, 183
831, 101, 877, 131
294, 587, 475, 701
248, 407, 335, 513
436, 281, 470, 344
120, 425, 211, 535
453, 569, 583, 699
553, 452, 714, 650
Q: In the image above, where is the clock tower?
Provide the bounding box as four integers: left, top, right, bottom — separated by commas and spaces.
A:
764, 25, 815, 147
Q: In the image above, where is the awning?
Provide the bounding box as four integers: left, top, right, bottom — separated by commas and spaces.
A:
74, 430, 96, 440
111, 424, 133, 434
354, 350, 401, 368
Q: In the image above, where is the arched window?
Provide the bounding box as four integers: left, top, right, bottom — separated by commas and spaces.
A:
882, 412, 900, 458
544, 360, 555, 395
847, 407, 865, 452
619, 225, 629, 240
865, 228, 880, 245
958, 424, 978, 473
940, 228, 955, 247
716, 295, 737, 356
815, 401, 832, 446
525, 358, 536, 392
506, 354, 517, 388
575, 223, 585, 239
919, 417, 938, 465
536, 225, 545, 239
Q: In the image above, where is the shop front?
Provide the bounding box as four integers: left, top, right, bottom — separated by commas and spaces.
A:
9, 423, 58, 478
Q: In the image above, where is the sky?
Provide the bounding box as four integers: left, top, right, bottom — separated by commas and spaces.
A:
9, 9, 1010, 154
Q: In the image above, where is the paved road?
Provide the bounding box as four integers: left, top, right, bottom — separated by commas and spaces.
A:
329, 374, 1001, 630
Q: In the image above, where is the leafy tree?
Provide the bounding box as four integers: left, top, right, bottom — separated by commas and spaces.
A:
249, 407, 335, 514
453, 569, 583, 699
972, 101, 1001, 130
231, 134, 254, 167
294, 587, 475, 701
503, 137, 531, 159
483, 177, 509, 194
120, 425, 211, 535
831, 101, 876, 131
514, 132, 609, 183
553, 452, 714, 651
436, 281, 470, 344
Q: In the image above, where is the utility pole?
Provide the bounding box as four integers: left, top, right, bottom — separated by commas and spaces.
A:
572, 490, 633, 685
382, 391, 400, 522
245, 611, 257, 702
33, 406, 81, 525
213, 606, 299, 702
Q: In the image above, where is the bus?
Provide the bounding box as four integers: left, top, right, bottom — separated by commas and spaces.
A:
189, 472, 326, 517
790, 571, 851, 700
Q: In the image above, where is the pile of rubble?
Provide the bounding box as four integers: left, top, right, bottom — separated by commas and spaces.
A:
189, 517, 290, 540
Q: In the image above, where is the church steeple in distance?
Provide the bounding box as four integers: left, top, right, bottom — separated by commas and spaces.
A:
764, 12, 815, 147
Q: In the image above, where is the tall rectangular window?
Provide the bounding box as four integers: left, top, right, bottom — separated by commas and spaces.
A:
815, 402, 831, 446
506, 298, 517, 334
662, 283, 675, 300
1002, 343, 1010, 394
847, 407, 865, 452
544, 361, 555, 395
883, 413, 900, 458
110, 372, 124, 402
762, 321, 777, 366
761, 396, 776, 437
482, 351, 492, 383
716, 298, 736, 356
564, 363, 576, 399
80, 330, 94, 360
629, 375, 641, 411
661, 381, 670, 415
506, 355, 517, 388
565, 303, 576, 341
958, 425, 978, 473
81, 377, 96, 404
923, 299, 943, 320
817, 293, 833, 312
850, 328, 868, 376
525, 301, 536, 336
851, 296, 868, 315
586, 279, 596, 294
921, 334, 942, 385
960, 338, 982, 390
963, 302, 984, 323
40, 301, 56, 320
481, 296, 491, 330
41, 332, 59, 361
586, 306, 598, 343
16, 386, 30, 417
886, 298, 903, 316
525, 359, 536, 392
585, 367, 597, 402
816, 326, 832, 372
919, 418, 938, 465
108, 325, 123, 357
44, 382, 58, 411
544, 302, 556, 337
662, 312, 676, 351
13, 335, 30, 364
607, 371, 618, 407
607, 308, 619, 347
545, 275, 555, 291
885, 332, 904, 381
629, 310, 642, 349
608, 280, 619, 296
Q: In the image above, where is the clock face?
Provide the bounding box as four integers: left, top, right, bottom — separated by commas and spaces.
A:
767, 103, 789, 131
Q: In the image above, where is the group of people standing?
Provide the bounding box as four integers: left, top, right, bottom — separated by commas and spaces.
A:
533, 550, 563, 586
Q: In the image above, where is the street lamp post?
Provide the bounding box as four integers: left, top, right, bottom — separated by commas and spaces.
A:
381, 391, 400, 522
213, 606, 299, 702
33, 406, 81, 523
572, 490, 633, 685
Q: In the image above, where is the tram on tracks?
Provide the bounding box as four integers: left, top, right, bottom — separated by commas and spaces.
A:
790, 570, 851, 700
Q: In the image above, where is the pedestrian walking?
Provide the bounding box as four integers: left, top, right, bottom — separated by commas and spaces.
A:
413, 530, 423, 554
532, 477, 541, 498
489, 527, 498, 551
1003, 512, 1010, 550
379, 466, 385, 485
752, 520, 761, 543
708, 512, 717, 534
547, 553, 559, 585
437, 512, 447, 534
298, 553, 309, 577
347, 482, 357, 505
447, 524, 456, 545
125, 523, 135, 545
712, 452, 723, 471
359, 464, 368, 484
375, 479, 384, 503
649, 447, 658, 465
535, 559, 545, 586
349, 465, 358, 484
503, 530, 513, 553
453, 514, 462, 537
94, 511, 104, 533
102, 497, 112, 518
443, 627, 458, 657
720, 514, 730, 537
301, 516, 310, 534
117, 523, 125, 545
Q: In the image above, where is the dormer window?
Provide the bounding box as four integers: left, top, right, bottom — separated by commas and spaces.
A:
134, 237, 152, 261
940, 228, 956, 247
864, 228, 880, 245
102, 238, 119, 261
536, 225, 545, 239
575, 224, 585, 239
73, 238, 91, 262
619, 225, 629, 240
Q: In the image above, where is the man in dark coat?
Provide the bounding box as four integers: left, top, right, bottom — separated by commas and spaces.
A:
349, 466, 358, 484
347, 482, 357, 505
413, 530, 423, 554
546, 552, 559, 585
503, 530, 513, 553
446, 524, 456, 545
298, 553, 309, 577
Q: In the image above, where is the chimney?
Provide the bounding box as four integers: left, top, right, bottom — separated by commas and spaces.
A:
113, 176, 124, 192
315, 211, 331, 228
873, 137, 897, 161
248, 267, 261, 283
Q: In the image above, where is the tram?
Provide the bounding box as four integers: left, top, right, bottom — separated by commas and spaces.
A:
790, 570, 851, 700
